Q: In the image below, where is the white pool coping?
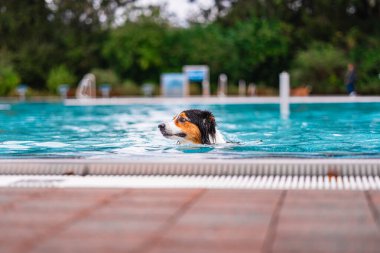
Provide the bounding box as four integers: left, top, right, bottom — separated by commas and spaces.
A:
1, 159, 379, 190
1, 174, 379, 190
64, 96, 380, 106
0, 158, 379, 177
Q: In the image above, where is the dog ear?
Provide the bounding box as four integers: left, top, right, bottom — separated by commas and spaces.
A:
200, 111, 216, 144
203, 111, 216, 128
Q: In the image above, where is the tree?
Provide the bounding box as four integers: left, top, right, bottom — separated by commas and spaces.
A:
102, 5, 169, 83
291, 44, 348, 94
227, 18, 290, 85
1, 0, 379, 94
0, 0, 136, 89
49, 0, 136, 75
0, 0, 58, 87
164, 23, 238, 81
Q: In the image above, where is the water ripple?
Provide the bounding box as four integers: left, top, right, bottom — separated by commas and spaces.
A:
0, 102, 380, 159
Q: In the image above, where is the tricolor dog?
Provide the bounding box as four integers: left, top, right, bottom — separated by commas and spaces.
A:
158, 109, 226, 144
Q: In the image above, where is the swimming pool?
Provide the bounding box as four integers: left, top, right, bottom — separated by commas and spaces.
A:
0, 102, 379, 159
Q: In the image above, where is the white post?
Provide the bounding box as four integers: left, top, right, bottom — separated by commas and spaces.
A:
202, 66, 210, 97
247, 83, 256, 96
218, 74, 227, 97
238, 80, 246, 96
280, 71, 290, 119
203, 79, 210, 97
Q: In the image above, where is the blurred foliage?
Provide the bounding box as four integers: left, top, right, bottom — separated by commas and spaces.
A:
228, 19, 290, 86
47, 65, 76, 93
102, 6, 168, 83
118, 80, 142, 96
0, 67, 20, 96
255, 84, 278, 96
291, 44, 348, 94
0, 0, 134, 89
0, 47, 20, 96
91, 68, 120, 87
354, 39, 380, 94
0, 0, 379, 95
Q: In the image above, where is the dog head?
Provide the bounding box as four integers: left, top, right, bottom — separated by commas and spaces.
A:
158, 109, 217, 144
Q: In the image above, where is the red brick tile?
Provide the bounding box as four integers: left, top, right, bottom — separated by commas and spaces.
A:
29, 237, 143, 253
47, 188, 124, 196
368, 191, 380, 202
0, 189, 53, 211
89, 204, 179, 221
130, 189, 200, 196
280, 208, 374, 222
0, 188, 51, 195
276, 220, 378, 235
0, 212, 77, 228
184, 190, 281, 213
14, 200, 98, 212
272, 236, 380, 253
64, 218, 165, 234
0, 195, 24, 205
176, 211, 272, 227
368, 191, 380, 215
286, 190, 365, 199
200, 189, 282, 202
187, 203, 278, 215
0, 188, 379, 253
159, 225, 266, 246
123, 189, 200, 204
146, 189, 281, 253
149, 244, 262, 253
272, 190, 380, 253
0, 226, 47, 242
0, 243, 20, 253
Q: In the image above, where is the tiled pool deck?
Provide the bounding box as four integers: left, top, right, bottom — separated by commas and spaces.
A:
0, 159, 380, 252
1, 188, 380, 253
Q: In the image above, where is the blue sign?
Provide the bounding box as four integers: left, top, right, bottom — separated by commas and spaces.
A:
187, 70, 206, 82
161, 73, 185, 97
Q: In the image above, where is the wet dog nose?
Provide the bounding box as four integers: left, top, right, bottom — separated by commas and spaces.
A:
158, 123, 165, 130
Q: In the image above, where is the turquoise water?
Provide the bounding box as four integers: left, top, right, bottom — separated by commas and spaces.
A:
0, 102, 380, 159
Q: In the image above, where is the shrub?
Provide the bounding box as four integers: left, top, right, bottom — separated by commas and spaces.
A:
0, 66, 20, 96
255, 84, 278, 96
355, 45, 380, 94
91, 68, 120, 87
110, 80, 142, 96
0, 47, 21, 96
47, 65, 75, 93
291, 44, 348, 94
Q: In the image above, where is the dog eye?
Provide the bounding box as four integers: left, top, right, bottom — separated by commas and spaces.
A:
178, 117, 186, 123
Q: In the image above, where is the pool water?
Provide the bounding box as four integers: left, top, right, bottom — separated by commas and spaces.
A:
0, 102, 380, 159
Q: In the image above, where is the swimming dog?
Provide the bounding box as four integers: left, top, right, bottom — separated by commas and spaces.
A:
158, 109, 226, 144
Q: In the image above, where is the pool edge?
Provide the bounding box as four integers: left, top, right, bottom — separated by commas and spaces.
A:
0, 158, 378, 176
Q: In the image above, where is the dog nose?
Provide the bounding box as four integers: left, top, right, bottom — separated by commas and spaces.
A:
158, 123, 165, 129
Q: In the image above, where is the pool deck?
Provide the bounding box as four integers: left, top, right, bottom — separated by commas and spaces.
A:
0, 159, 380, 253
1, 188, 380, 253
0, 128, 379, 253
